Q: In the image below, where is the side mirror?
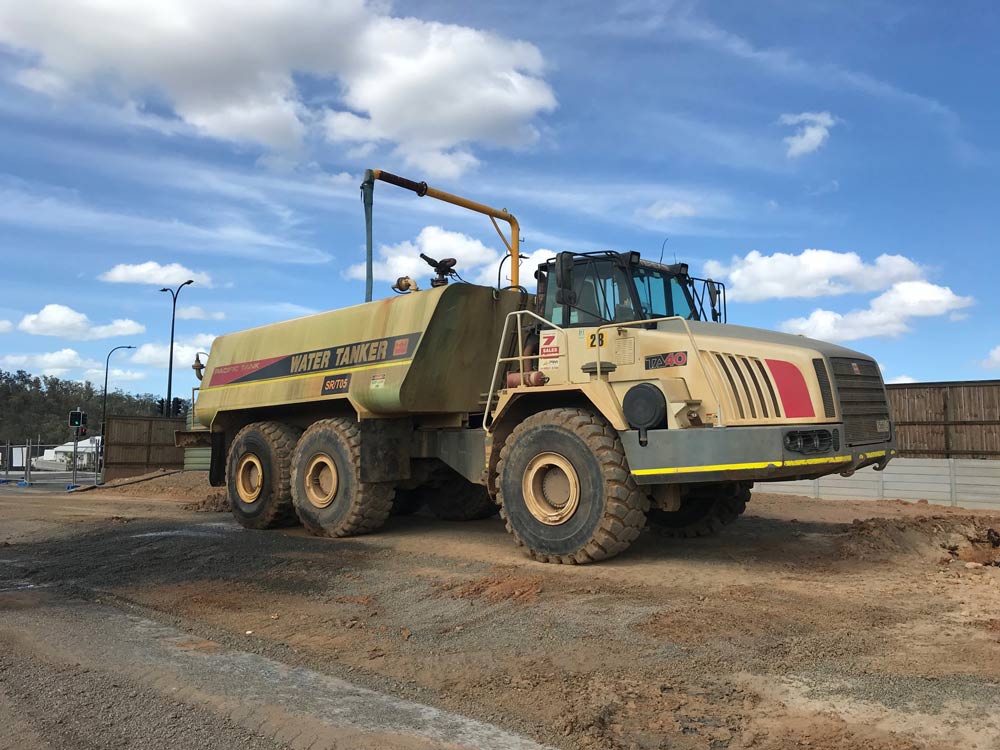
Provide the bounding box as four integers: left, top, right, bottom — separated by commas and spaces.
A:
707, 279, 721, 322
554, 252, 576, 305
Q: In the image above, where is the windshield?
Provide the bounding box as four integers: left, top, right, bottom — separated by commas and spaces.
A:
632, 265, 698, 320
543, 260, 638, 326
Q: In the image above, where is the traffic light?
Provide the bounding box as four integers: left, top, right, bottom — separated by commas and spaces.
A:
81, 412, 88, 426
171, 397, 185, 417
156, 398, 165, 416
80, 425, 88, 437
69, 410, 83, 427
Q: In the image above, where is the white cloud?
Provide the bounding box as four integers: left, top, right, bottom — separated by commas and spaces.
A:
82, 367, 147, 383
0, 348, 100, 376
780, 111, 836, 158
99, 261, 213, 288
347, 226, 500, 284
345, 225, 554, 291
983, 346, 1000, 370
637, 200, 698, 221
18, 304, 145, 340
176, 305, 225, 321
1, 1, 556, 177
322, 14, 556, 178
0, 319, 12, 333
131, 334, 217, 369
704, 249, 924, 302
886, 375, 917, 384
475, 248, 556, 289
0, 183, 330, 263
780, 281, 974, 342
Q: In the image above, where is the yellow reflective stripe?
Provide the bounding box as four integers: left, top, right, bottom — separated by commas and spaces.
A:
856, 449, 886, 460
632, 454, 853, 476
201, 359, 412, 391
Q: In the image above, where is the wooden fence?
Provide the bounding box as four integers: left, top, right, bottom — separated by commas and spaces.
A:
886, 380, 1000, 459
104, 416, 185, 481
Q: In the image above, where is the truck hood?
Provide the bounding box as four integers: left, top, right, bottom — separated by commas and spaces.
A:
658, 320, 875, 361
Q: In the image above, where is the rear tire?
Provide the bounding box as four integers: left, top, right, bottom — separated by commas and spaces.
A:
497, 408, 648, 564
291, 418, 394, 537
227, 421, 301, 529
423, 467, 498, 521
648, 482, 751, 538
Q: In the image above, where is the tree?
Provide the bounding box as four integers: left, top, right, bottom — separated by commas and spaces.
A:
0, 369, 168, 445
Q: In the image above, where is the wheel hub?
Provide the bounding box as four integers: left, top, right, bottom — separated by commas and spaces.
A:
236, 453, 263, 504
304, 453, 339, 509
522, 452, 580, 525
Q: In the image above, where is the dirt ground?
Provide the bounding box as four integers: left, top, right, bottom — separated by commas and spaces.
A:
2, 476, 999, 750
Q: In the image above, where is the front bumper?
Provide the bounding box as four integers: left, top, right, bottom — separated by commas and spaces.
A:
620, 424, 896, 485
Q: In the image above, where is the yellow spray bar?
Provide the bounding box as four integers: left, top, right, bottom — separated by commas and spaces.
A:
361, 169, 521, 293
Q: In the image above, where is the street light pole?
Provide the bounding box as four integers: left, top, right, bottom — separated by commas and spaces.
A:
160, 280, 194, 413
99, 344, 136, 483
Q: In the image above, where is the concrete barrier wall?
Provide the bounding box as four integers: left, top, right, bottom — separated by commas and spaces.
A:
760, 458, 1000, 511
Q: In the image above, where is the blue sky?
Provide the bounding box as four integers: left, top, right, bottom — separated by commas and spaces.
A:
0, 0, 997, 394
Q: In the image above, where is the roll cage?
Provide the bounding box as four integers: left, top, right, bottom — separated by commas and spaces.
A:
535, 251, 726, 327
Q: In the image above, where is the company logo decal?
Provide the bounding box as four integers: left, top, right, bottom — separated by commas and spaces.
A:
644, 351, 688, 370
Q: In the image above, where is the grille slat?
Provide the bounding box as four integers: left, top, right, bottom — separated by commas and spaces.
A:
742, 356, 769, 418
727, 355, 757, 419
812, 358, 836, 418
714, 353, 746, 419
829, 357, 891, 446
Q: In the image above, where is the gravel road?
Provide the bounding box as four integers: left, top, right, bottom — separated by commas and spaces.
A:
1, 484, 999, 749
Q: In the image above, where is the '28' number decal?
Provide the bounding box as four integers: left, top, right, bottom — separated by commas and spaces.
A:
587, 332, 606, 348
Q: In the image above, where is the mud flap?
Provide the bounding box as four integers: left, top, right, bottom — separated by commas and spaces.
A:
209, 431, 226, 487
360, 417, 412, 483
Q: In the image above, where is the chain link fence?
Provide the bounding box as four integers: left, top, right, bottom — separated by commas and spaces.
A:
0, 438, 100, 488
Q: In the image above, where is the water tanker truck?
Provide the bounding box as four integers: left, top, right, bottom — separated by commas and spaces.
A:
178, 169, 897, 564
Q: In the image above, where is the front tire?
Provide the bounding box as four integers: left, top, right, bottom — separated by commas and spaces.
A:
291, 418, 395, 537
497, 408, 649, 564
227, 421, 301, 529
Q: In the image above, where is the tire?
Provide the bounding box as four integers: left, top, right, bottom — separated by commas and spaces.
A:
648, 482, 751, 538
497, 408, 649, 564
423, 467, 498, 521
390, 491, 424, 516
290, 418, 394, 537
226, 421, 302, 530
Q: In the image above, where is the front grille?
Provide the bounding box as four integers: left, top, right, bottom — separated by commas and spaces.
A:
711, 353, 780, 421
829, 357, 891, 446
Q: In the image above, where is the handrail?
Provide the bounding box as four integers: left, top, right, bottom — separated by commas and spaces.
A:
594, 317, 725, 427
484, 310, 566, 430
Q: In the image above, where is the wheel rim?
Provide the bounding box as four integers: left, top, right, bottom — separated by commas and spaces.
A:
304, 453, 338, 509
236, 453, 263, 504
522, 452, 580, 525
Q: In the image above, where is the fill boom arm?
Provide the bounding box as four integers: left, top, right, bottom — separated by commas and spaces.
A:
360, 169, 521, 299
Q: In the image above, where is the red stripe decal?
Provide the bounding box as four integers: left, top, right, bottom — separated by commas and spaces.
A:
765, 359, 815, 418
209, 356, 285, 387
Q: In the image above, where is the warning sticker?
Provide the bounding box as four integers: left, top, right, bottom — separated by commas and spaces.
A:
370, 373, 386, 390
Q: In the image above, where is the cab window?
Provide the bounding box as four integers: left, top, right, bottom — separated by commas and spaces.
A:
632, 265, 697, 320
543, 259, 637, 327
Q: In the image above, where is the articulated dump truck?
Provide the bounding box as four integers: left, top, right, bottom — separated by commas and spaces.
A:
178, 169, 897, 564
